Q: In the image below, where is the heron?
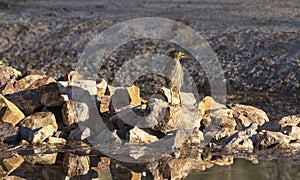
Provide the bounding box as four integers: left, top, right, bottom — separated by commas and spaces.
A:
164, 50, 192, 105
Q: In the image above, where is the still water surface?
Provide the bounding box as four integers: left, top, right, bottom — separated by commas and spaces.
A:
187, 158, 300, 180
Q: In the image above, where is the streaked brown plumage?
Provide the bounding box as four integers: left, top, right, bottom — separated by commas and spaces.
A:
164, 50, 191, 105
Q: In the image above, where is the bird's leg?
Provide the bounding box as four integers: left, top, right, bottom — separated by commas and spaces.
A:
170, 88, 173, 105
179, 92, 182, 106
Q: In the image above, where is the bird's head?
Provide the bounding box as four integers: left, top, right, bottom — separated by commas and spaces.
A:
169, 50, 192, 61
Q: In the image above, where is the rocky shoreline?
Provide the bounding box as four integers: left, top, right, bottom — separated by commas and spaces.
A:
1, 64, 300, 179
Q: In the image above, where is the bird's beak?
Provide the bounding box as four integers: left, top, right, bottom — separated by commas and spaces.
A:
180, 54, 193, 59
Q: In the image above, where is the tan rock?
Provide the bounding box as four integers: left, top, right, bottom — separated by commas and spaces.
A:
2, 75, 55, 95
225, 123, 258, 151
63, 153, 90, 177
212, 155, 234, 166
0, 156, 24, 178
46, 137, 66, 145
96, 78, 108, 98
281, 126, 300, 140
19, 112, 58, 143
0, 66, 22, 89
185, 128, 204, 144
161, 105, 182, 133
159, 87, 181, 105
62, 100, 89, 126
67, 71, 83, 82
128, 85, 144, 106
214, 128, 238, 140
99, 95, 110, 113
0, 94, 25, 126
229, 103, 269, 128
258, 131, 291, 149
279, 115, 300, 127
25, 151, 57, 165
198, 96, 226, 115
129, 126, 158, 144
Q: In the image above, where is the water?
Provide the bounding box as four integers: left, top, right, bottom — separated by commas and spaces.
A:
187, 158, 300, 180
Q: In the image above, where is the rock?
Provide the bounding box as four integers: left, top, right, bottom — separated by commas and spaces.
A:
212, 155, 234, 166
146, 157, 194, 180
25, 152, 57, 165
128, 85, 144, 106
63, 153, 90, 177
281, 126, 300, 140
96, 78, 108, 98
62, 100, 89, 126
107, 85, 116, 95
257, 131, 291, 149
181, 92, 197, 106
67, 71, 83, 82
39, 83, 65, 107
4, 89, 42, 115
136, 98, 169, 130
53, 130, 68, 139
110, 87, 131, 113
185, 128, 204, 145
46, 137, 66, 145
68, 126, 91, 141
0, 156, 24, 178
202, 108, 236, 140
110, 160, 142, 180
1, 74, 55, 95
0, 65, 22, 89
198, 96, 226, 116
19, 112, 58, 143
279, 115, 300, 127
129, 126, 158, 144
0, 94, 25, 125
159, 87, 181, 105
229, 103, 269, 128
70, 80, 97, 97
0, 121, 18, 143
40, 91, 65, 107
161, 105, 183, 133
225, 123, 258, 151
96, 129, 122, 144
99, 95, 110, 113
214, 128, 238, 141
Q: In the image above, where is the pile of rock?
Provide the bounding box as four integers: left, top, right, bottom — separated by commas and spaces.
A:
1, 63, 300, 179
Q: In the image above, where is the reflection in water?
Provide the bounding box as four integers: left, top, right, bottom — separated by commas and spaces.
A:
187, 158, 300, 180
